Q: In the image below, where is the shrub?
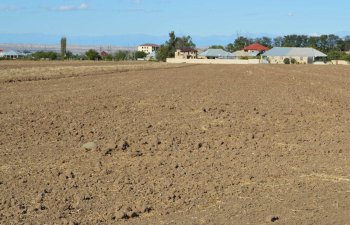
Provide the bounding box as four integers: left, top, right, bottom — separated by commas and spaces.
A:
135, 51, 147, 59
32, 51, 58, 60
291, 58, 297, 64
283, 58, 290, 64
115, 51, 128, 61
85, 49, 100, 60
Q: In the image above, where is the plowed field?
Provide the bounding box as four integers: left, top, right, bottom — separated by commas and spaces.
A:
1, 61, 350, 224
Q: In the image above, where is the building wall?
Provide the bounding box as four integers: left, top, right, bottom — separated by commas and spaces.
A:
138, 46, 159, 54
175, 50, 197, 59
331, 60, 350, 65
167, 58, 260, 64
0, 53, 19, 59
267, 56, 310, 64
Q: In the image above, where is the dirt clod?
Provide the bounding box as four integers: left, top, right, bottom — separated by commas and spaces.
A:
82, 142, 98, 151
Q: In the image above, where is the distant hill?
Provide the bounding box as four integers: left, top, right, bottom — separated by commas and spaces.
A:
0, 43, 136, 54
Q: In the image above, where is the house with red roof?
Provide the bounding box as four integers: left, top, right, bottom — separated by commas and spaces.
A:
243, 43, 270, 52
100, 51, 109, 58
232, 43, 270, 59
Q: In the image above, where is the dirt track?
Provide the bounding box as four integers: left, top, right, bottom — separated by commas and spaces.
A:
1, 62, 350, 224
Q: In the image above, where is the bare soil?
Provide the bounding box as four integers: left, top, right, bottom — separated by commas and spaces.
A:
1, 61, 350, 224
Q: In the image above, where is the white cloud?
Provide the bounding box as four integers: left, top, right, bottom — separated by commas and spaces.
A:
0, 5, 22, 12
287, 12, 294, 17
52, 2, 90, 11
78, 3, 89, 10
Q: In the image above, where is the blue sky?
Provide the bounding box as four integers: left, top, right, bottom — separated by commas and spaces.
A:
0, 0, 349, 45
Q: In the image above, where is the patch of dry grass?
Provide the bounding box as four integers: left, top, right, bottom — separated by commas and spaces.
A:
0, 61, 188, 83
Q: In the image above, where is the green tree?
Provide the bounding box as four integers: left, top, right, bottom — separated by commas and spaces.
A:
156, 31, 196, 61
32, 51, 58, 60
115, 51, 128, 61
225, 43, 235, 52
327, 50, 350, 61
175, 35, 196, 49
85, 49, 100, 60
167, 31, 177, 57
232, 36, 253, 51
61, 37, 67, 60
66, 51, 74, 59
156, 45, 169, 62
135, 51, 147, 59
254, 36, 272, 48
343, 36, 350, 51
273, 36, 284, 47
308, 36, 320, 49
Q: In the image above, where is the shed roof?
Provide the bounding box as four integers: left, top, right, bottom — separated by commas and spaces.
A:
244, 43, 269, 51
232, 50, 260, 57
199, 48, 233, 57
262, 47, 327, 57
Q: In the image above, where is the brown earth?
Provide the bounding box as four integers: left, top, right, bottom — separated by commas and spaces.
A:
0, 61, 350, 224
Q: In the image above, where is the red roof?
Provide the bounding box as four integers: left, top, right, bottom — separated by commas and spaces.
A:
243, 43, 269, 51
100, 51, 109, 57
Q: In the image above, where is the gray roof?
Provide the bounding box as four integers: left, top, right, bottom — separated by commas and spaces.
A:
232, 50, 260, 57
262, 47, 327, 57
199, 48, 234, 58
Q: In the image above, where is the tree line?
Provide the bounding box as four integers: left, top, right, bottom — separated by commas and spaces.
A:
28, 49, 147, 61
155, 32, 350, 62
13, 34, 350, 62
224, 34, 350, 53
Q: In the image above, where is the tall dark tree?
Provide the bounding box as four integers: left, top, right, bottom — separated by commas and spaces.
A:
307, 36, 320, 49
232, 36, 253, 51
156, 31, 196, 61
254, 36, 272, 48
85, 49, 100, 60
225, 43, 235, 52
273, 36, 284, 47
156, 45, 169, 62
176, 35, 196, 49
60, 37, 67, 60
166, 31, 177, 58
343, 36, 350, 51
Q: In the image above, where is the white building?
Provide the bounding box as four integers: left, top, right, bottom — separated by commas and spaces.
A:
138, 44, 160, 54
262, 47, 327, 64
0, 50, 22, 59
